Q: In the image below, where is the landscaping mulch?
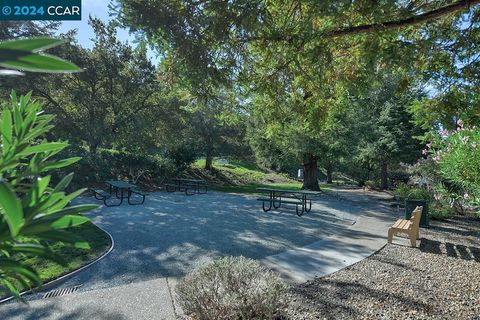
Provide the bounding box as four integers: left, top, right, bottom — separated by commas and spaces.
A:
285, 216, 480, 320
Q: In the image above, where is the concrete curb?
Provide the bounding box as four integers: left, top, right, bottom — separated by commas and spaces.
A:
0, 223, 115, 304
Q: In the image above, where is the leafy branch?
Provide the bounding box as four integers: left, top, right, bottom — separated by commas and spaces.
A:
0, 92, 96, 300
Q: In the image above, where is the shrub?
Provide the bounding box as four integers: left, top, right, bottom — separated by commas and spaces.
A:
394, 182, 432, 201
394, 182, 411, 200
364, 180, 377, 189
0, 92, 95, 299
405, 187, 432, 201
176, 256, 287, 320
429, 201, 454, 220
430, 124, 480, 213
57, 147, 179, 188
388, 170, 410, 184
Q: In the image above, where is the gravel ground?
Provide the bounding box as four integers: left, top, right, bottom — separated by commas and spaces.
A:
286, 216, 480, 320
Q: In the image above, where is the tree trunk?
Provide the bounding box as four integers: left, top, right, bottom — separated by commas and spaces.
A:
326, 166, 333, 184
205, 149, 213, 171
303, 154, 320, 191
380, 162, 388, 190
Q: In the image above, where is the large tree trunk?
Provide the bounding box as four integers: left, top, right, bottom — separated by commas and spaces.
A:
380, 162, 388, 190
205, 148, 213, 171
303, 154, 320, 191
326, 165, 333, 184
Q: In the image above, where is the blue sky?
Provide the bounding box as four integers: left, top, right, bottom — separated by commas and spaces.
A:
56, 0, 158, 62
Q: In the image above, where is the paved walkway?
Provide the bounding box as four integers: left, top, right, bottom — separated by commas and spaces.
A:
0, 188, 398, 319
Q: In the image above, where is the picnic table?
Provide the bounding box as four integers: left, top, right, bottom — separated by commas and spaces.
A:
90, 180, 148, 206
165, 178, 208, 195
256, 188, 322, 216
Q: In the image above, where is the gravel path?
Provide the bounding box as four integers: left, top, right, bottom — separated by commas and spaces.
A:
285, 216, 480, 320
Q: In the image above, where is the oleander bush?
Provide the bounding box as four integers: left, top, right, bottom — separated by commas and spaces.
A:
0, 92, 96, 299
430, 124, 480, 214
176, 256, 287, 320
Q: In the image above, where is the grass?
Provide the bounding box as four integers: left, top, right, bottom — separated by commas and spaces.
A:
192, 159, 268, 184
212, 182, 303, 194
190, 158, 336, 195
194, 159, 265, 172
29, 221, 111, 283
212, 182, 332, 194
1, 221, 111, 297
190, 158, 294, 187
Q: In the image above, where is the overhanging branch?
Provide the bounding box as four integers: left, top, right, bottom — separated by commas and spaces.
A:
326, 0, 480, 37
243, 0, 480, 43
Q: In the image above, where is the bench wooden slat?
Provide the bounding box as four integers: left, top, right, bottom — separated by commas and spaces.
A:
392, 219, 412, 230
392, 219, 403, 229
388, 206, 423, 247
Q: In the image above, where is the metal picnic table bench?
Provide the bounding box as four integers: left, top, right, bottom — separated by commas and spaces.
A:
165, 178, 208, 196
90, 180, 148, 207
256, 188, 322, 216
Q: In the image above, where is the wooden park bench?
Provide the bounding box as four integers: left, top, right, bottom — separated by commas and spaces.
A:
388, 206, 423, 247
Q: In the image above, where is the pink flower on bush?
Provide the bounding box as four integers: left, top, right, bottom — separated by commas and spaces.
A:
426, 143, 432, 149
422, 149, 428, 155
434, 193, 442, 201
440, 128, 449, 137
463, 193, 469, 200
462, 136, 469, 144
472, 142, 478, 150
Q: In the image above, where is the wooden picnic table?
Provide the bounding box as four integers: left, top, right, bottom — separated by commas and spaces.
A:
167, 178, 208, 195
256, 188, 322, 216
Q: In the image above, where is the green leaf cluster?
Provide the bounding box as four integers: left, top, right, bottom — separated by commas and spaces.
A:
432, 126, 480, 211
0, 91, 95, 300
0, 38, 80, 73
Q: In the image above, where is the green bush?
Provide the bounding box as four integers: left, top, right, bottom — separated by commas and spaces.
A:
394, 182, 411, 200
430, 124, 480, 213
57, 148, 179, 188
394, 182, 432, 201
405, 187, 432, 201
176, 256, 287, 320
0, 92, 95, 299
429, 201, 454, 220
364, 180, 377, 189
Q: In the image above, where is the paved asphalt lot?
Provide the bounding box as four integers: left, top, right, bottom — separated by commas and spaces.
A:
0, 189, 397, 319
35, 191, 360, 295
